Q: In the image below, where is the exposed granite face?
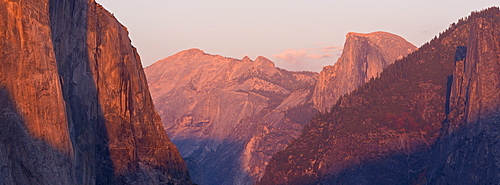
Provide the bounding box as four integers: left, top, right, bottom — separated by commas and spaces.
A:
0, 0, 191, 184
259, 12, 478, 185
312, 31, 416, 112
428, 8, 500, 184
145, 49, 318, 185
0, 1, 73, 184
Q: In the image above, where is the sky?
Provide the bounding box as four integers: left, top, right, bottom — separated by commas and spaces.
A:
95, 0, 498, 72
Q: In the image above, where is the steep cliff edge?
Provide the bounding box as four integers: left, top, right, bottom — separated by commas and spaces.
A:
145, 49, 317, 184
0, 0, 191, 184
312, 31, 416, 112
428, 8, 500, 184
259, 8, 491, 185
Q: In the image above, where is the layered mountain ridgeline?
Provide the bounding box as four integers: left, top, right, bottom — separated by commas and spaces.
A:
312, 32, 417, 112
0, 0, 191, 184
259, 8, 500, 185
145, 31, 418, 184
145, 49, 318, 184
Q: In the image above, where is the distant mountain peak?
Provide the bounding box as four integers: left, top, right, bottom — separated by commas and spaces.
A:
347, 31, 416, 49
176, 48, 205, 55
347, 31, 396, 37
255, 56, 275, 67
242, 56, 252, 62
312, 31, 416, 112
145, 51, 318, 184
255, 55, 270, 61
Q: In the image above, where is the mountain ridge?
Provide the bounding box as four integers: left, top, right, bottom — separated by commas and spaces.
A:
146, 49, 318, 184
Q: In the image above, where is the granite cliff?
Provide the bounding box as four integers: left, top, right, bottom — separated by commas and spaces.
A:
312, 31, 416, 112
0, 0, 191, 184
427, 8, 500, 184
259, 8, 498, 185
145, 49, 317, 184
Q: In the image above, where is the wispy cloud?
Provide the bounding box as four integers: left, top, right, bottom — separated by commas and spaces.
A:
274, 49, 329, 64
314, 42, 334, 45
273, 46, 342, 64
273, 49, 307, 63
272, 45, 343, 72
320, 46, 343, 52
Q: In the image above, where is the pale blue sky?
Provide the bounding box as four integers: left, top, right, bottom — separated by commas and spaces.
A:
96, 0, 498, 72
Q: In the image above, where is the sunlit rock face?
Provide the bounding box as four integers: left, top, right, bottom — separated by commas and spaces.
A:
145, 49, 318, 184
312, 31, 417, 112
0, 0, 192, 184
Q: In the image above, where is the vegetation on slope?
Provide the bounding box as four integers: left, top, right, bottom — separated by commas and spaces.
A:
259, 7, 500, 185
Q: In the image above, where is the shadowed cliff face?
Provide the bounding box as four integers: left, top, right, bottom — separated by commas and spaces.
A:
428, 9, 500, 184
0, 0, 192, 184
0, 0, 71, 153
0, 1, 74, 184
259, 8, 500, 185
312, 31, 417, 112
145, 49, 318, 184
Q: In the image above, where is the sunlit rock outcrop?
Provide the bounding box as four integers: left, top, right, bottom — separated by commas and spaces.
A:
312, 31, 416, 112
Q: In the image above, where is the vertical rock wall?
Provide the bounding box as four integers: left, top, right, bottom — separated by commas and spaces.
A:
0, 1, 74, 184
429, 10, 500, 184
0, 0, 192, 184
